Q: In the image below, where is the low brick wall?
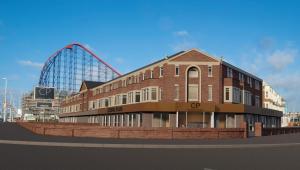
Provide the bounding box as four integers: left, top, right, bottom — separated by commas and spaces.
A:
17, 122, 246, 140
262, 127, 300, 136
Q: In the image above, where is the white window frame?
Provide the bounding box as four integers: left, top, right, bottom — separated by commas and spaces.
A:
174, 84, 179, 101
159, 66, 163, 77
208, 65, 213, 77
208, 85, 213, 101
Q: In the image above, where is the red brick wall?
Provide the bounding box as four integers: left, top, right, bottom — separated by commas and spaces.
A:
17, 122, 246, 140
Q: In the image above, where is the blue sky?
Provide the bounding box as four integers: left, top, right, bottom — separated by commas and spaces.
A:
0, 0, 299, 111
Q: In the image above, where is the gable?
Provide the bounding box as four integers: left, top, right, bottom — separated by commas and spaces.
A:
79, 82, 87, 92
169, 49, 219, 62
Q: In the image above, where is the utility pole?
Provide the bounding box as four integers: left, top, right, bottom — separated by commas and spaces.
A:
2, 78, 7, 122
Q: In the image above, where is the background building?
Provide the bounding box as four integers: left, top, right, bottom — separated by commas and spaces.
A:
281, 112, 300, 127
262, 82, 287, 127
21, 88, 62, 122
262, 82, 286, 113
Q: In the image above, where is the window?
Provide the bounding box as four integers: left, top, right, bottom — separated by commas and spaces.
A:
247, 77, 252, 87
227, 67, 233, 78
128, 92, 134, 104
159, 67, 164, 77
142, 88, 149, 101
233, 87, 241, 103
135, 91, 141, 103
208, 85, 212, 101
239, 73, 244, 81
188, 67, 198, 78
244, 91, 252, 105
174, 85, 179, 100
159, 88, 162, 101
266, 91, 268, 98
151, 88, 157, 100
255, 80, 260, 90
142, 73, 145, 80
188, 84, 198, 101
255, 96, 260, 107
208, 66, 212, 77
105, 99, 109, 107
150, 70, 153, 79
122, 95, 127, 104
225, 88, 230, 101
175, 66, 179, 76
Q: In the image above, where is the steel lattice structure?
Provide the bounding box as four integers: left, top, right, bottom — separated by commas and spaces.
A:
39, 43, 121, 93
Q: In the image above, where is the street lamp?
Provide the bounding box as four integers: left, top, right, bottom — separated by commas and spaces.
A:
2, 78, 7, 122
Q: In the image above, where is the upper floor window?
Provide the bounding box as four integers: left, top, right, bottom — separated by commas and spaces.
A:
175, 66, 180, 76
255, 80, 260, 90
225, 87, 230, 101
122, 95, 127, 105
135, 91, 141, 103
159, 67, 164, 77
239, 73, 244, 81
150, 70, 153, 79
188, 67, 199, 78
208, 66, 212, 77
255, 96, 260, 107
188, 84, 198, 101
174, 85, 179, 100
226, 67, 233, 78
208, 85, 213, 101
151, 88, 157, 100
247, 77, 252, 87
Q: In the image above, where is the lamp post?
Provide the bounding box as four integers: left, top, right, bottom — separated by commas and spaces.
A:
2, 78, 7, 122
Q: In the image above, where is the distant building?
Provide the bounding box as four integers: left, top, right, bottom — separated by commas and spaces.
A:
21, 87, 64, 122
282, 112, 300, 127
262, 82, 286, 113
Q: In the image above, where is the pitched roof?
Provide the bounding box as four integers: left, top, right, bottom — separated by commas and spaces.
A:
80, 81, 104, 91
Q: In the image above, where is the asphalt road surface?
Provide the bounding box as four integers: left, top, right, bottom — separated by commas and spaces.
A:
1, 123, 300, 170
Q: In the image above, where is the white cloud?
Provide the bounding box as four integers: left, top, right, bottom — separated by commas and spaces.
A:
173, 30, 189, 37
239, 39, 299, 112
266, 49, 297, 71
265, 72, 300, 112
170, 30, 197, 52
18, 60, 43, 69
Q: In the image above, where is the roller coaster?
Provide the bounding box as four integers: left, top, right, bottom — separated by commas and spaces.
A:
38, 43, 121, 93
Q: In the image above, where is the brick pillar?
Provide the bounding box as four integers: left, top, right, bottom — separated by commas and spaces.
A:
255, 122, 262, 137
240, 122, 248, 138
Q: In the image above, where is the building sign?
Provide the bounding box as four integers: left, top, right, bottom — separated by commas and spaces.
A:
190, 103, 201, 109
34, 87, 54, 99
37, 102, 52, 108
107, 106, 123, 113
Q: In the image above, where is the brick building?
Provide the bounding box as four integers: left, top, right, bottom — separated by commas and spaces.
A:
59, 49, 282, 134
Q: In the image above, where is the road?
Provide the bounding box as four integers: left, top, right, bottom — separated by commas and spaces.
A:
1, 123, 300, 170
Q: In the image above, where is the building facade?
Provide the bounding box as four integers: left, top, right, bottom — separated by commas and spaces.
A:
59, 49, 282, 133
281, 112, 300, 127
262, 82, 286, 113
22, 90, 62, 122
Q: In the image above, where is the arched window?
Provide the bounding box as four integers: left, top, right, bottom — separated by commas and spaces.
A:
188, 67, 199, 78
187, 67, 199, 101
